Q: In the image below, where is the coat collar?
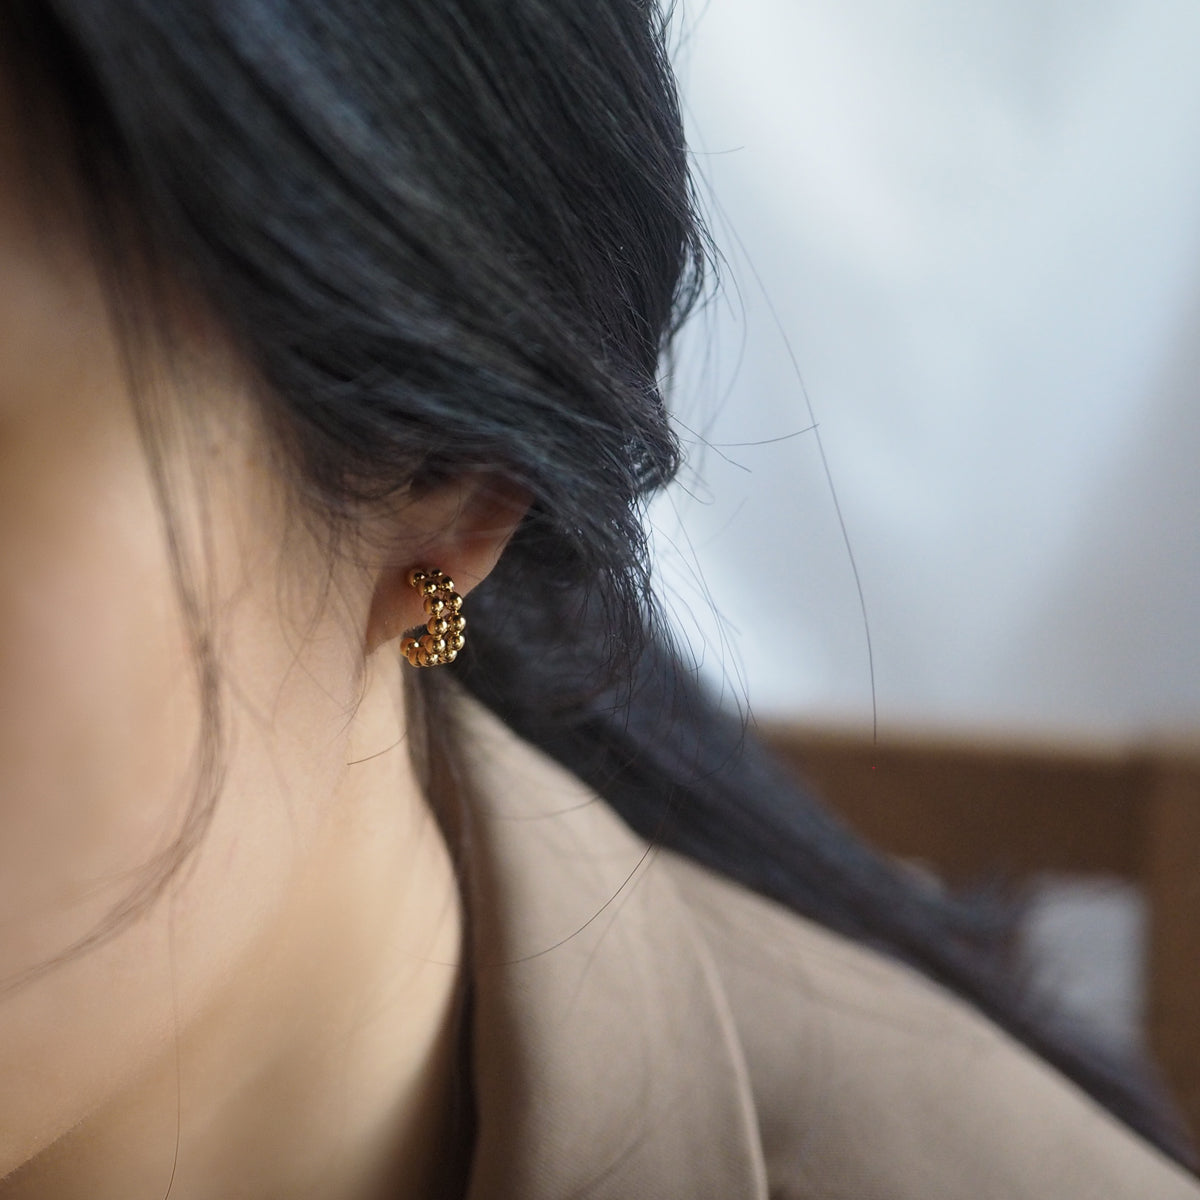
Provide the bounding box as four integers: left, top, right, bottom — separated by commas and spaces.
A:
457, 701, 768, 1199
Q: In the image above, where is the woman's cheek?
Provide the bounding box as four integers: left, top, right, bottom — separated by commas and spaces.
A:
0, 380, 199, 976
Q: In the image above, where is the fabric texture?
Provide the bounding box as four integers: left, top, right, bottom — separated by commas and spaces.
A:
455, 698, 1200, 1198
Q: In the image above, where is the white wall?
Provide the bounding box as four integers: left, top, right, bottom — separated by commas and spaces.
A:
654, 0, 1200, 742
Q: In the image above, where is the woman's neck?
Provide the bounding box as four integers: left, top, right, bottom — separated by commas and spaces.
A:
2, 670, 468, 1200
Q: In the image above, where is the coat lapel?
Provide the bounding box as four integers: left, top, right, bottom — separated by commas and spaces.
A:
459, 703, 767, 1199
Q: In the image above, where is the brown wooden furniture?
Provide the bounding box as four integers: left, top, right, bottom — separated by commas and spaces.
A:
760, 722, 1200, 1144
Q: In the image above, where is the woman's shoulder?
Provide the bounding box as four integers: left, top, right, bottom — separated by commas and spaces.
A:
661, 849, 1200, 1199
458, 693, 1198, 1197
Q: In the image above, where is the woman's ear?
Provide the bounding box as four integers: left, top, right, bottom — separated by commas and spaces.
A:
363, 474, 530, 656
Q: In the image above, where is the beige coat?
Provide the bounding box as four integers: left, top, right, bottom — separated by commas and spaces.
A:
455, 700, 1200, 1198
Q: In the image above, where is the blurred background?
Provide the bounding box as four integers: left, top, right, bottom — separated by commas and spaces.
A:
654, 0, 1200, 1140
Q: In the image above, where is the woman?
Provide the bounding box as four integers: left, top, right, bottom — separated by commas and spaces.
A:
0, 2, 1196, 1197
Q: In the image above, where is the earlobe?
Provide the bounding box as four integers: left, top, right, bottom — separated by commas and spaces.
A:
363, 475, 529, 658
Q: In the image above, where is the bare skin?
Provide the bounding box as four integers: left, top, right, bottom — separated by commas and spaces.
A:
0, 83, 519, 1200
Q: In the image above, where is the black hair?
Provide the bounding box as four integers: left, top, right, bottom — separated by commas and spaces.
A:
1, 0, 1192, 1169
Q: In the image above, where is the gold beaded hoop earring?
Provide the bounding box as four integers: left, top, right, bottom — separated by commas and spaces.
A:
399, 567, 466, 667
